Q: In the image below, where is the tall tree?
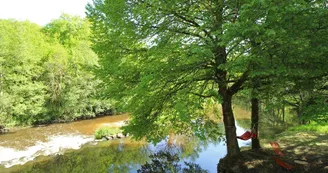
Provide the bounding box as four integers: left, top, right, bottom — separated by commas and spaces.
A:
251, 97, 261, 149
87, 0, 254, 159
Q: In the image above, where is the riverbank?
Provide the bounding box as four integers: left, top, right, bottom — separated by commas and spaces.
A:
218, 130, 328, 172
0, 111, 123, 134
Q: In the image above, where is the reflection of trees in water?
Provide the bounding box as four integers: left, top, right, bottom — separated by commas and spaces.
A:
11, 141, 150, 173
137, 135, 224, 173
165, 135, 202, 161
138, 151, 209, 173
237, 119, 251, 130
164, 134, 222, 161
10, 135, 221, 173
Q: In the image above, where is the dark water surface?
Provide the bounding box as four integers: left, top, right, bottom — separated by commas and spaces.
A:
0, 115, 249, 173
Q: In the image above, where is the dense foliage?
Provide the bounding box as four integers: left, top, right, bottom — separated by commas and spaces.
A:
0, 15, 111, 126
235, 0, 328, 124
86, 0, 251, 158
86, 0, 328, 160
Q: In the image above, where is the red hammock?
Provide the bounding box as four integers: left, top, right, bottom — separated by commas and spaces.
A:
236, 131, 257, 140
270, 141, 284, 156
272, 157, 294, 170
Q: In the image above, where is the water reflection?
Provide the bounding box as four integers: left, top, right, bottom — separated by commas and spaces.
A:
137, 151, 208, 173
4, 134, 231, 173
0, 115, 249, 173
5, 139, 149, 173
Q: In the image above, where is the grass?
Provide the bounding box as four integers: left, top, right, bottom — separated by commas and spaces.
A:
229, 118, 328, 172
94, 126, 122, 139
288, 123, 328, 134
222, 128, 328, 173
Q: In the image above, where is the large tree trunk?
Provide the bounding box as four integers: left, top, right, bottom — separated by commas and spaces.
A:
220, 88, 240, 159
251, 98, 261, 149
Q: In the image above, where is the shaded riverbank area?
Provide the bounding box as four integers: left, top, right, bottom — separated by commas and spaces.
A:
0, 110, 117, 134
218, 131, 328, 173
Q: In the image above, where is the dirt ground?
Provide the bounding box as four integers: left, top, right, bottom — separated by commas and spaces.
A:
218, 131, 328, 173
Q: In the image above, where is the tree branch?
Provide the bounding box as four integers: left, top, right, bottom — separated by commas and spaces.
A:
170, 11, 213, 40
190, 92, 215, 98
229, 70, 249, 95
141, 1, 213, 42
149, 25, 205, 39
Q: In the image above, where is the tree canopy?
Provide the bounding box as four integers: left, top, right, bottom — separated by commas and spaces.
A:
87, 0, 252, 158
87, 0, 328, 160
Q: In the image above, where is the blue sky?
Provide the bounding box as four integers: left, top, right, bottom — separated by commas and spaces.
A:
0, 0, 93, 26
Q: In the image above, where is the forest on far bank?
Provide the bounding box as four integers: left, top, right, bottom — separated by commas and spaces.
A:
0, 14, 112, 126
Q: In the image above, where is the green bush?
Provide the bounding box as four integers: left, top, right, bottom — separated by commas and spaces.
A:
94, 126, 122, 139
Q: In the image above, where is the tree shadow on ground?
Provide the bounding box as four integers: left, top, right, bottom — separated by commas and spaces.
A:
276, 132, 328, 172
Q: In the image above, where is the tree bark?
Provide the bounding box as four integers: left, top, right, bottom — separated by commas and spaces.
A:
220, 88, 240, 159
296, 109, 303, 125
251, 98, 261, 149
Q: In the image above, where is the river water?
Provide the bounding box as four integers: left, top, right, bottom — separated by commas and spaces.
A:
0, 114, 249, 173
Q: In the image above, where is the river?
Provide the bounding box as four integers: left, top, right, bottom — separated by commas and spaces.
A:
0, 114, 249, 173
